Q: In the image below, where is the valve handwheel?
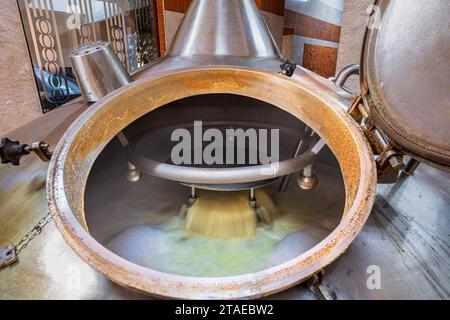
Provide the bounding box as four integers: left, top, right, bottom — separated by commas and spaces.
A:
0, 138, 52, 166
0, 138, 30, 166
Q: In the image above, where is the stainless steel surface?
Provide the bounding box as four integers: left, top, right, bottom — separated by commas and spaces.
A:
125, 162, 141, 182
124, 94, 319, 191
46, 66, 376, 299
45, 0, 375, 296
190, 186, 197, 199
279, 138, 304, 192
182, 179, 280, 191
2, 0, 448, 300
361, 0, 450, 168
305, 271, 335, 300
83, 143, 345, 274
6, 0, 374, 299
124, 0, 297, 190
0, 245, 17, 269
26, 142, 52, 162
0, 67, 447, 300
0, 119, 346, 298
150, 0, 283, 74
168, 0, 280, 59
403, 158, 421, 176
0, 66, 156, 299
323, 164, 450, 299
70, 42, 132, 102
1, 138, 448, 299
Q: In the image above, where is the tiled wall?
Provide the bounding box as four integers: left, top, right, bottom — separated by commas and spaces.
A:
282, 0, 345, 78
284, 10, 341, 43
156, 0, 167, 54
164, 0, 192, 13
163, 0, 285, 16
254, 0, 285, 16
303, 43, 339, 77
285, 0, 344, 25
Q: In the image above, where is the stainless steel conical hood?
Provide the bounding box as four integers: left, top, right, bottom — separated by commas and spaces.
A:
152, 0, 283, 73
168, 0, 281, 58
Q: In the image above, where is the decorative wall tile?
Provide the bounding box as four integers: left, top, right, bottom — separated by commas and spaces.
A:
254, 0, 285, 16
163, 0, 191, 14
302, 43, 338, 78
285, 0, 344, 26
164, 0, 285, 16
284, 9, 341, 43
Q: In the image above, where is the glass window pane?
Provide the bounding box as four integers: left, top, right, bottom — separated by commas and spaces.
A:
18, 0, 161, 113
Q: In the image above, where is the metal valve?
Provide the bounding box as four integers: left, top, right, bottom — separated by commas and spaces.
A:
279, 59, 297, 77
0, 138, 52, 166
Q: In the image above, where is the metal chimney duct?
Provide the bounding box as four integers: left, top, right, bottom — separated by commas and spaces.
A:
168, 0, 281, 58
153, 0, 283, 73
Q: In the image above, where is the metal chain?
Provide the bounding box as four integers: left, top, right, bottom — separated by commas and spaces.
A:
15, 212, 53, 255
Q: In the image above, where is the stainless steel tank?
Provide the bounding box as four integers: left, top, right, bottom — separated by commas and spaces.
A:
0, 0, 449, 299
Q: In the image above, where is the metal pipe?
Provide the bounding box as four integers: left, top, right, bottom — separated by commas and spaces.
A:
249, 188, 255, 200
332, 64, 360, 95
278, 126, 315, 192
126, 139, 325, 185
278, 126, 318, 192
191, 186, 197, 199
303, 164, 314, 177
278, 138, 304, 192
249, 188, 256, 209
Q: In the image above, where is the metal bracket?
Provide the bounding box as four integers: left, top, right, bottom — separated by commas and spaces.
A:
0, 244, 18, 269
332, 65, 408, 183
278, 127, 317, 192
248, 189, 273, 228
179, 187, 198, 220
348, 97, 404, 183
331, 64, 360, 95
0, 138, 52, 166
29, 141, 53, 162
305, 270, 336, 300
279, 59, 297, 77
402, 158, 420, 176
